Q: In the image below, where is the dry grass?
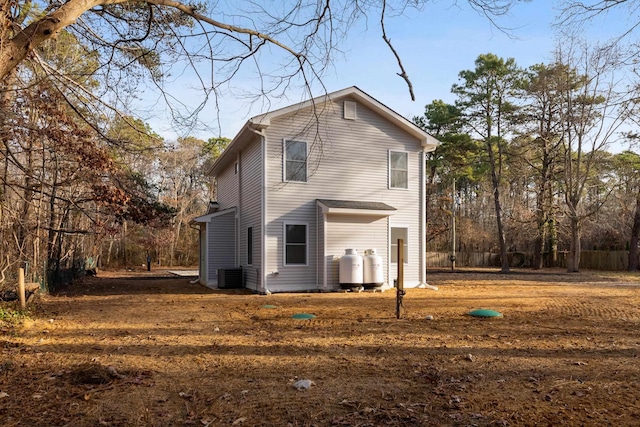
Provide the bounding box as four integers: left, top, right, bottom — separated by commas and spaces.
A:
1, 268, 639, 426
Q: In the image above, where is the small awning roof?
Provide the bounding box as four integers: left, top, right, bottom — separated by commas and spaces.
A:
190, 207, 236, 225
316, 199, 397, 216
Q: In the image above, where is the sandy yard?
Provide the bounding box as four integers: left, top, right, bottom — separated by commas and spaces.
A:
1, 268, 639, 426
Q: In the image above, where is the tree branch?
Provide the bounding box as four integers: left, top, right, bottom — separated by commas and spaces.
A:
380, 0, 415, 101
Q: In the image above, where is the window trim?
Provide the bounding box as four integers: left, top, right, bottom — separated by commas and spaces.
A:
390, 226, 409, 264
283, 139, 308, 183
283, 222, 308, 266
389, 150, 409, 189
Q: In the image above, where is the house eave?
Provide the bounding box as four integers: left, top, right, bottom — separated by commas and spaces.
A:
206, 122, 264, 176
422, 134, 440, 152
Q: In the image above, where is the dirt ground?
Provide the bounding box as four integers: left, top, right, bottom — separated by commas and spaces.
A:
1, 268, 640, 426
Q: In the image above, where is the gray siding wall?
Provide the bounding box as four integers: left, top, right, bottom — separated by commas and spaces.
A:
239, 137, 263, 291
325, 214, 389, 289
199, 227, 206, 284
217, 158, 239, 210
263, 96, 424, 291
207, 210, 236, 284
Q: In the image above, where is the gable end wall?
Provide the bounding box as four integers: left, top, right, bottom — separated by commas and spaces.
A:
263, 96, 424, 291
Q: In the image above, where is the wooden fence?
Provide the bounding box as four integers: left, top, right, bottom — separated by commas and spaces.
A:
427, 250, 633, 271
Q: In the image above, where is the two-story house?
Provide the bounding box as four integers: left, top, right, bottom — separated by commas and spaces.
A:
193, 86, 439, 293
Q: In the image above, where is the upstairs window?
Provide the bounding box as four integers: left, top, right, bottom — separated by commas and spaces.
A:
389, 151, 408, 189
284, 140, 307, 182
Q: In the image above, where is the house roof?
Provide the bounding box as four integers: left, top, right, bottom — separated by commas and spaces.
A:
317, 199, 397, 216
207, 86, 439, 176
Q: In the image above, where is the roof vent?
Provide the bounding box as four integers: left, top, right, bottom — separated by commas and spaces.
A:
344, 101, 357, 120
207, 201, 219, 214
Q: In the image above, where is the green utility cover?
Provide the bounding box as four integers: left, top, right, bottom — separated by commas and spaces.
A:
468, 309, 503, 318
261, 305, 277, 309
291, 313, 316, 320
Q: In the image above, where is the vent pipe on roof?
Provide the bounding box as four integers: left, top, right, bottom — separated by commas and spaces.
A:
207, 201, 219, 214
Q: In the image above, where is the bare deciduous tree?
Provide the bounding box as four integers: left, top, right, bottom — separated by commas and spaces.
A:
1, 0, 524, 128
555, 40, 631, 272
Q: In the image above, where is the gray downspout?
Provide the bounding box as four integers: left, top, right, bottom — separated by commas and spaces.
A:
422, 148, 438, 291
249, 126, 270, 294
420, 149, 426, 287
236, 152, 241, 269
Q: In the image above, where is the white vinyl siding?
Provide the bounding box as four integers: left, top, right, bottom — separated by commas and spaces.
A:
284, 140, 307, 182
238, 136, 262, 290
216, 161, 239, 208
324, 214, 388, 289
389, 150, 408, 189
262, 95, 424, 290
207, 209, 236, 284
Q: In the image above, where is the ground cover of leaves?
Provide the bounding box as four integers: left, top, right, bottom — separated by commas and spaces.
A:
1, 268, 639, 426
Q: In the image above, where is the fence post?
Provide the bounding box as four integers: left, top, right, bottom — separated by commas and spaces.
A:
396, 239, 404, 319
18, 267, 26, 309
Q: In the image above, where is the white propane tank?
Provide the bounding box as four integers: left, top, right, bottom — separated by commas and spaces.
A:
363, 249, 384, 288
339, 249, 363, 289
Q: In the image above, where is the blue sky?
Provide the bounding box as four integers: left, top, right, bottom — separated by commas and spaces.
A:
141, 1, 628, 142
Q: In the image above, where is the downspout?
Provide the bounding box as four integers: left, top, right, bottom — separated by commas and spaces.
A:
249, 126, 270, 294
188, 221, 204, 284
236, 152, 241, 268
421, 148, 438, 290
317, 206, 326, 290
316, 206, 319, 289
420, 149, 427, 287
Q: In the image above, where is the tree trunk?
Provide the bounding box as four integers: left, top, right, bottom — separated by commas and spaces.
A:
532, 181, 546, 270
532, 150, 555, 270
122, 221, 127, 266
46, 160, 59, 262
628, 187, 640, 271
532, 229, 545, 270
567, 216, 581, 272
0, 0, 116, 81
493, 183, 509, 273
107, 239, 114, 266
546, 217, 558, 268
486, 143, 509, 273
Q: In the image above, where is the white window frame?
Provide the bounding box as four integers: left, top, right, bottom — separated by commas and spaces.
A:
283, 139, 308, 182
390, 226, 409, 264
389, 150, 409, 189
283, 223, 308, 266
